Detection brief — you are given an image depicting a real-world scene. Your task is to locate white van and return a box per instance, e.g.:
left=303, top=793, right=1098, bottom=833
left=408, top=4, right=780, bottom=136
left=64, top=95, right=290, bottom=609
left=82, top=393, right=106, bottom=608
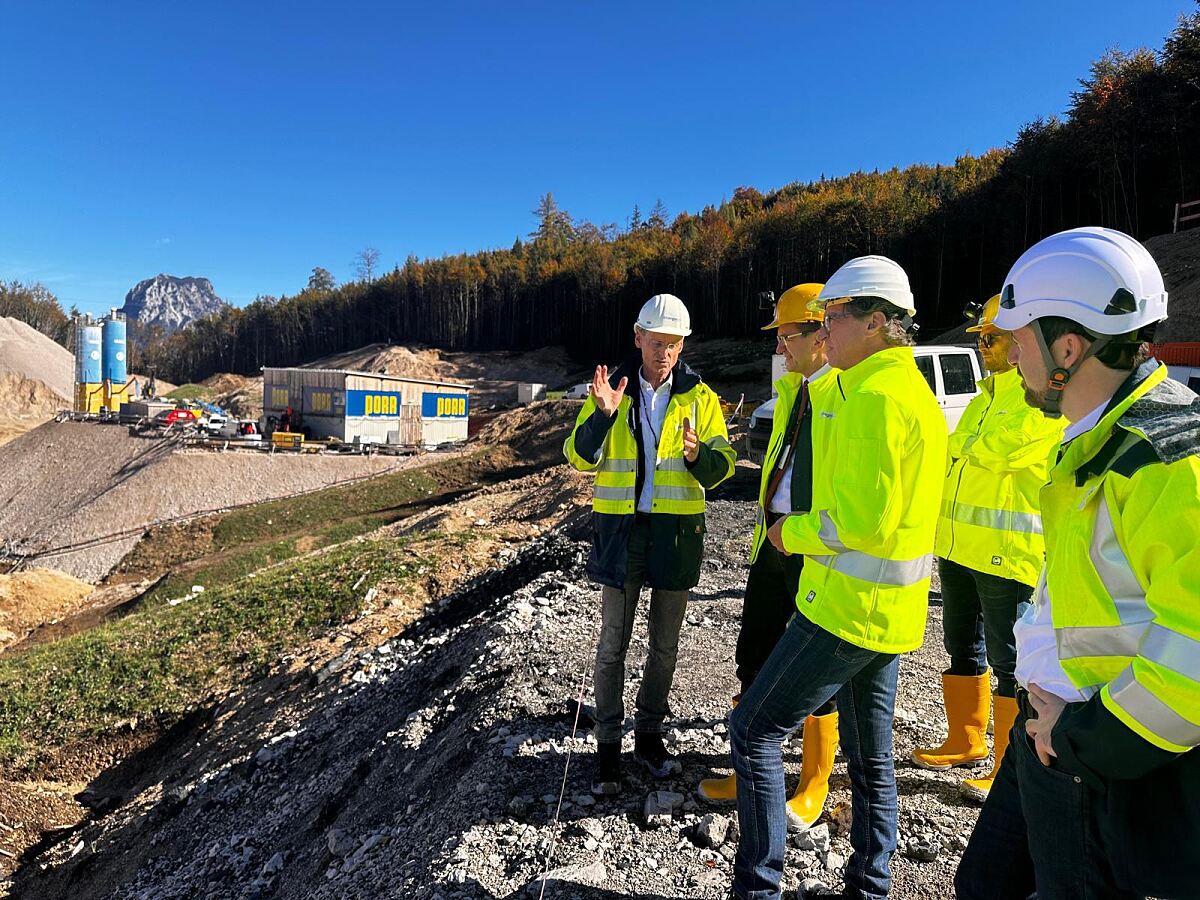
left=745, top=345, right=984, bottom=464
left=563, top=382, right=592, bottom=400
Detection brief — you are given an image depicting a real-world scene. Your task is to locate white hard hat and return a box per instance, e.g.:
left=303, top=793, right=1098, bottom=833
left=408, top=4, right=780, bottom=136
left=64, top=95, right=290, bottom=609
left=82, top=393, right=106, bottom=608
left=992, top=227, right=1167, bottom=336
left=814, top=255, right=915, bottom=315
left=636, top=293, right=692, bottom=337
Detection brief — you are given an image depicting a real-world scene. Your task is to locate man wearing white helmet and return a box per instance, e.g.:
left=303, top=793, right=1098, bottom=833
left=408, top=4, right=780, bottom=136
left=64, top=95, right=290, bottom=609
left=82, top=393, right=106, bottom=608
left=564, top=293, right=736, bottom=796
left=729, top=257, right=947, bottom=900
left=957, top=227, right=1200, bottom=900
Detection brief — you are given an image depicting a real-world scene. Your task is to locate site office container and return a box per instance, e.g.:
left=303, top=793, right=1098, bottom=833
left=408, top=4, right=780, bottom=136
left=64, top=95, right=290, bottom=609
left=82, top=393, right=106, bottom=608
left=261, top=367, right=471, bottom=447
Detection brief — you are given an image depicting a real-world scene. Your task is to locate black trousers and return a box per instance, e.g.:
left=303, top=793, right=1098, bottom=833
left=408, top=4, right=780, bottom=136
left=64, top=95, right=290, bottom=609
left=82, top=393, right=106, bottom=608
left=957, top=708, right=1200, bottom=900
left=735, top=522, right=836, bottom=717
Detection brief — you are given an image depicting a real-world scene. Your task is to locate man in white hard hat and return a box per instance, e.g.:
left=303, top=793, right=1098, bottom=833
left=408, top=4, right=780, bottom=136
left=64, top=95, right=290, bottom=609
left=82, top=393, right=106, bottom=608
left=956, top=227, right=1200, bottom=900
left=564, top=293, right=736, bottom=796
left=729, top=257, right=947, bottom=900
left=698, top=283, right=841, bottom=834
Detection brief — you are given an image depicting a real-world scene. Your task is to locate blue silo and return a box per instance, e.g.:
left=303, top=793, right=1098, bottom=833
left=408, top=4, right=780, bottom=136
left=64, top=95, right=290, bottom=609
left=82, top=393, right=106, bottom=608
left=102, top=312, right=127, bottom=384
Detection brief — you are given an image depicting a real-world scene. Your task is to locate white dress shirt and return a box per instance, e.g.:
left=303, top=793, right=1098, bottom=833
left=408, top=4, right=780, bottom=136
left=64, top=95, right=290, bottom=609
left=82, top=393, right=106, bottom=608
left=769, top=364, right=830, bottom=514
left=1013, top=396, right=1111, bottom=702
left=637, top=369, right=673, bottom=514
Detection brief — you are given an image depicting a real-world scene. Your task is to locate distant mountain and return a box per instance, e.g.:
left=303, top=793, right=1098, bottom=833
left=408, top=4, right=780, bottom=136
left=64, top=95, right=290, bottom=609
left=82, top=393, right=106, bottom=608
left=120, top=275, right=226, bottom=333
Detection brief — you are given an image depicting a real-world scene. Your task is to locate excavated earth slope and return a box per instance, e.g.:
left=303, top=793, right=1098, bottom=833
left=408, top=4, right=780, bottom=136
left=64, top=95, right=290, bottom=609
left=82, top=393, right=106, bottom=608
left=8, top=467, right=983, bottom=900
left=0, top=421, right=423, bottom=582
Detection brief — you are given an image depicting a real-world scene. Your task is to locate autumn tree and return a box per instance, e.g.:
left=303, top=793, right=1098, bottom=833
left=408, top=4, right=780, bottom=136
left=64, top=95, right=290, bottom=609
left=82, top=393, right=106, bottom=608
left=354, top=247, right=381, bottom=284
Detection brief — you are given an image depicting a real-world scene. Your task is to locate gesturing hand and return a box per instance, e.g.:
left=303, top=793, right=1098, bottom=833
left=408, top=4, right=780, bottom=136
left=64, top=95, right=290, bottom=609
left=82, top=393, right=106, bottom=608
left=682, top=417, right=699, bottom=463
left=591, top=365, right=628, bottom=417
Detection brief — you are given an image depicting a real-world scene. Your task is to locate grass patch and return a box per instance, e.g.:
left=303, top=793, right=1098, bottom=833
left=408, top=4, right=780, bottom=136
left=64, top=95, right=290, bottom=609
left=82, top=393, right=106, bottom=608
left=0, top=534, right=435, bottom=768
left=131, top=452, right=493, bottom=604
left=164, top=383, right=216, bottom=401
left=209, top=466, right=445, bottom=549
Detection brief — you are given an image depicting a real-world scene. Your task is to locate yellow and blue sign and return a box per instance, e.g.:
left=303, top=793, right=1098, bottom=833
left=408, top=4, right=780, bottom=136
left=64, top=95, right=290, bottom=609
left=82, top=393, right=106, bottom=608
left=422, top=392, right=469, bottom=418
left=347, top=390, right=404, bottom=417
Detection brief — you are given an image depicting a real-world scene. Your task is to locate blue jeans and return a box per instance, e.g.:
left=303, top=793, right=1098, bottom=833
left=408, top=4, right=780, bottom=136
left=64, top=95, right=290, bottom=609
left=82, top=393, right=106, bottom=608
left=938, top=557, right=1032, bottom=698
left=729, top=612, right=899, bottom=900
left=955, top=712, right=1133, bottom=900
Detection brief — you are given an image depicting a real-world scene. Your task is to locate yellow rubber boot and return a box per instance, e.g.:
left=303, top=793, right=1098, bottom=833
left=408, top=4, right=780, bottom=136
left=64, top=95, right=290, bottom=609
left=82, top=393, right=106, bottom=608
left=961, top=694, right=1018, bottom=802
left=698, top=771, right=737, bottom=802
left=910, top=673, right=991, bottom=770
left=698, top=695, right=740, bottom=803
left=786, top=711, right=839, bottom=832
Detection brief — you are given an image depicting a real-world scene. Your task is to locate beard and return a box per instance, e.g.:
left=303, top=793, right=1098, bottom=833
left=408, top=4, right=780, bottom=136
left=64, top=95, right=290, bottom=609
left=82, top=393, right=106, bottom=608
left=1020, top=375, right=1048, bottom=411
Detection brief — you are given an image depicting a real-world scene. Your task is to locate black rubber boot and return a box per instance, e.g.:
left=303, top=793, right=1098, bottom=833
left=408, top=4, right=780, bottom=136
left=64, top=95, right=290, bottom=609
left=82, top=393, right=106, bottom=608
left=591, top=741, right=622, bottom=796
left=634, top=730, right=682, bottom=778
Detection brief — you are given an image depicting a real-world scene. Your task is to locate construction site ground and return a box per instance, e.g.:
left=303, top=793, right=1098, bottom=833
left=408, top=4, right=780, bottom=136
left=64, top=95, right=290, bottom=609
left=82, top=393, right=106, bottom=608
left=0, top=396, right=995, bottom=900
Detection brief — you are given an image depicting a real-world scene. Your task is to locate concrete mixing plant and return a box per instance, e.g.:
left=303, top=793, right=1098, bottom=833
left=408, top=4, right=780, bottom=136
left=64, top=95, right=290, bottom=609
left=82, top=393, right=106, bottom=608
left=73, top=310, right=130, bottom=415
left=73, top=316, right=103, bottom=413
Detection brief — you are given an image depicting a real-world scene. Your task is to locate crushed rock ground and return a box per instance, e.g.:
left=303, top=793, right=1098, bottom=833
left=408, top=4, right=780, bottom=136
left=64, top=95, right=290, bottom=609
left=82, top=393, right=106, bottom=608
left=7, top=464, right=987, bottom=900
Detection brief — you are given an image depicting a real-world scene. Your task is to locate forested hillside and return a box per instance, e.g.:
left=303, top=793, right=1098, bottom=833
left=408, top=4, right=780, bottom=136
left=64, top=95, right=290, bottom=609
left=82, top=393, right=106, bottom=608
left=71, top=11, right=1200, bottom=380
left=0, top=282, right=71, bottom=347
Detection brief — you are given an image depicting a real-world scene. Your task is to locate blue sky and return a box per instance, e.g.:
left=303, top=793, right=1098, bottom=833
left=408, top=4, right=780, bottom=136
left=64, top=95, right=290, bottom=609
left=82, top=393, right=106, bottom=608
left=0, top=0, right=1190, bottom=316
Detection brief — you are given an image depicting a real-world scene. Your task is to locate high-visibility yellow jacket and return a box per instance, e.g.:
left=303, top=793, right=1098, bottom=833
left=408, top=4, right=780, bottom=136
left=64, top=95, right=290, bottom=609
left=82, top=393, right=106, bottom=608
left=936, top=367, right=1065, bottom=586
left=780, top=346, right=947, bottom=653
left=750, top=365, right=840, bottom=564
left=563, top=356, right=735, bottom=590
left=1042, top=361, right=1200, bottom=770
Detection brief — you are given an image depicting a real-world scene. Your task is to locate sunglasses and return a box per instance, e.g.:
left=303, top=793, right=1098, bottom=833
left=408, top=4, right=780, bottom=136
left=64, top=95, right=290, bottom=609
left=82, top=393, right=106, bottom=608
left=979, top=332, right=1001, bottom=349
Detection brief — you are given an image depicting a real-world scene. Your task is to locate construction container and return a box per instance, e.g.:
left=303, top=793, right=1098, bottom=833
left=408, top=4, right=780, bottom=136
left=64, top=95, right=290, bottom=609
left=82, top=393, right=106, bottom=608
left=518, top=383, right=546, bottom=404
left=74, top=317, right=104, bottom=414
left=101, top=310, right=129, bottom=413
left=262, top=367, right=471, bottom=447
left=124, top=399, right=177, bottom=420
left=271, top=431, right=303, bottom=450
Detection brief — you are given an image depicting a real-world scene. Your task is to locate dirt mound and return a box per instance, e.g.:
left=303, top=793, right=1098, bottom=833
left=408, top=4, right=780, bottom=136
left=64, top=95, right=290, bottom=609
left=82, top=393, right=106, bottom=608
left=0, top=372, right=64, bottom=447
left=0, top=317, right=73, bottom=400
left=201, top=373, right=263, bottom=418
left=215, top=382, right=263, bottom=419
left=388, top=463, right=591, bottom=539
left=201, top=373, right=256, bottom=395
left=1145, top=230, right=1200, bottom=343
left=0, top=568, right=93, bottom=649
left=308, top=342, right=589, bottom=408
left=356, top=345, right=455, bottom=383
left=0, top=372, right=64, bottom=417
left=473, top=399, right=578, bottom=465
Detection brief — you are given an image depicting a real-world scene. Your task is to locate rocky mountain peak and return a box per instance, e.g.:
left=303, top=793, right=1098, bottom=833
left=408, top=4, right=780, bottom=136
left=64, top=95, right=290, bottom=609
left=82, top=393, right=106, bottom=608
left=120, top=274, right=226, bottom=333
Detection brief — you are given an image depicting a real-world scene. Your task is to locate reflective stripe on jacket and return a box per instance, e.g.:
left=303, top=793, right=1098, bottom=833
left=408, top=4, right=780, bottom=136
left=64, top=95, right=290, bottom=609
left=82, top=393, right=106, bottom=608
left=1045, top=361, right=1200, bottom=754
left=936, top=367, right=1065, bottom=586
left=749, top=366, right=839, bottom=563
left=563, top=356, right=735, bottom=590
left=780, top=346, right=947, bottom=653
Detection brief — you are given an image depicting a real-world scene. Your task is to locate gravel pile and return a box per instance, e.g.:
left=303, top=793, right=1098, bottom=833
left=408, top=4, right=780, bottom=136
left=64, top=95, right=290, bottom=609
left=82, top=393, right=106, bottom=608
left=0, top=316, right=72, bottom=400
left=0, top=421, right=420, bottom=581
left=11, top=483, right=986, bottom=900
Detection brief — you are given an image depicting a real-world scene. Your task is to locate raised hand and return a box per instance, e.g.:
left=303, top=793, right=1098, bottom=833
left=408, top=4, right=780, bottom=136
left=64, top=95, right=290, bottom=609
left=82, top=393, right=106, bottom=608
left=682, top=417, right=700, bottom=463
left=591, top=365, right=628, bottom=417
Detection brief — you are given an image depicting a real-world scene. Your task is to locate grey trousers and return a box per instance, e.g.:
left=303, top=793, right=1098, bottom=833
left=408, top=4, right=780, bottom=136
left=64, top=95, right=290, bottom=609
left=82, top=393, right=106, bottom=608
left=592, top=518, right=690, bottom=744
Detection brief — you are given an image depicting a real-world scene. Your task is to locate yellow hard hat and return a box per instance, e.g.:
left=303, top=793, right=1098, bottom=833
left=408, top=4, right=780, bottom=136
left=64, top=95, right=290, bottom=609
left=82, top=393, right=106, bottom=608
left=761, top=283, right=825, bottom=330
left=966, top=294, right=1002, bottom=333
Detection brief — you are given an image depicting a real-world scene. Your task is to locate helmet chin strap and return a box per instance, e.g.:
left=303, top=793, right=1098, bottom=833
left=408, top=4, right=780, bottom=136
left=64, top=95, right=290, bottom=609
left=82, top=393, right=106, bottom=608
left=1030, top=320, right=1110, bottom=419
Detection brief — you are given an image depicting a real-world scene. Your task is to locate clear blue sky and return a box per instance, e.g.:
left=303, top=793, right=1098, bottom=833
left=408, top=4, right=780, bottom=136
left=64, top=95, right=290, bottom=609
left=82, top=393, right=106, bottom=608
left=0, top=0, right=1190, bottom=316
